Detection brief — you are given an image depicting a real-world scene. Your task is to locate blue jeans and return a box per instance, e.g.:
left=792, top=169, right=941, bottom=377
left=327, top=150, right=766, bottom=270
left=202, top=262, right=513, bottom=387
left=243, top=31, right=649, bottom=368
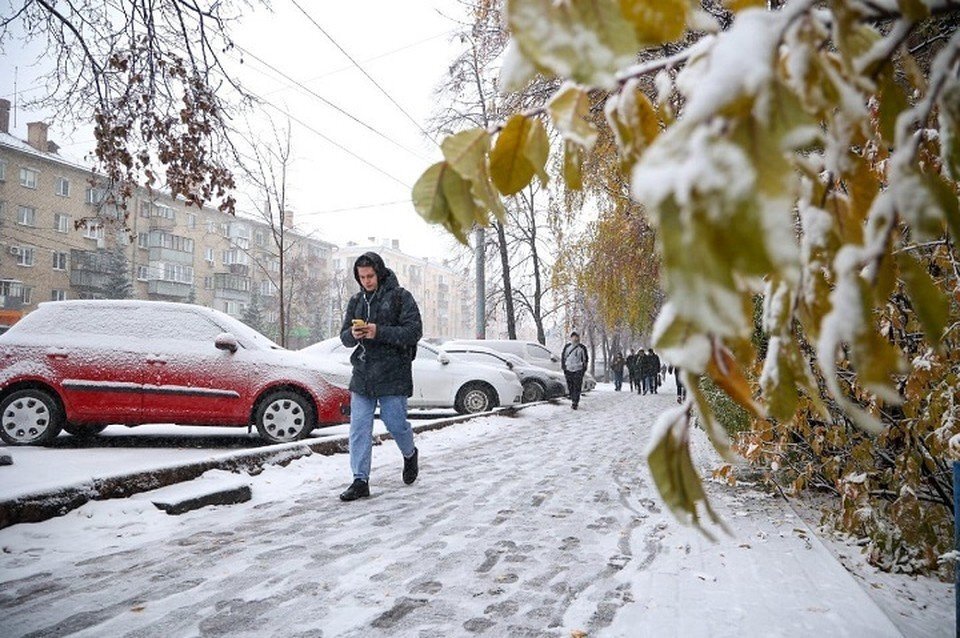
left=349, top=393, right=416, bottom=481
left=613, top=371, right=623, bottom=391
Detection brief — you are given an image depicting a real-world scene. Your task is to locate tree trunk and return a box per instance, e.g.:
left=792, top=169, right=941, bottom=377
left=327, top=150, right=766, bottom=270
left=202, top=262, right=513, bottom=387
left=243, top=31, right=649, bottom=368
left=495, top=221, right=517, bottom=339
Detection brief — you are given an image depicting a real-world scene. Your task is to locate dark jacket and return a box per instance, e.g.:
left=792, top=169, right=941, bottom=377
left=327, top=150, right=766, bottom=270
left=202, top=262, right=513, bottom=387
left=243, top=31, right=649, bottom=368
left=340, top=252, right=422, bottom=398
left=611, top=354, right=625, bottom=374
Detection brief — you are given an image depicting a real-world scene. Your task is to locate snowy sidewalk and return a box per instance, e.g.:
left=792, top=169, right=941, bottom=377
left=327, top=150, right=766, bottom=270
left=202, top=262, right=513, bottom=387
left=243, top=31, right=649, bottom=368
left=0, top=389, right=905, bottom=637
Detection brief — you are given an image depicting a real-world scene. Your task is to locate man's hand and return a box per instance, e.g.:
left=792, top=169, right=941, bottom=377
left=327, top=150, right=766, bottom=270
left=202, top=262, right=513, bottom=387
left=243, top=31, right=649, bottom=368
left=351, top=323, right=377, bottom=340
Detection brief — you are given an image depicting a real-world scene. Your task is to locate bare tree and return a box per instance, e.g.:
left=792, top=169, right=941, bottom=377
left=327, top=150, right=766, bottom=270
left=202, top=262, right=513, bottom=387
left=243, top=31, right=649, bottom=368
left=2, top=1, right=254, bottom=216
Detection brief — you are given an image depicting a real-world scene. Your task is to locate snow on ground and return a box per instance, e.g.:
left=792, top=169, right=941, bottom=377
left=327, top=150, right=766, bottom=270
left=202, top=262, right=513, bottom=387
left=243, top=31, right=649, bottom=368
left=0, top=383, right=952, bottom=637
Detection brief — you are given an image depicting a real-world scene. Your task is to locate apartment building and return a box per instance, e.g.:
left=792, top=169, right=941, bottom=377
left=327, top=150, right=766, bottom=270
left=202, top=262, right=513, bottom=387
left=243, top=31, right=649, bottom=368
left=0, top=101, right=336, bottom=344
left=333, top=238, right=473, bottom=340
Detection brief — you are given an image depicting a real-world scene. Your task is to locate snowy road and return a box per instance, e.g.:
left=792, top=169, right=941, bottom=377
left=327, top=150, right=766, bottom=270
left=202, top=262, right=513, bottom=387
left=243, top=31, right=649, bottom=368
left=0, top=389, right=915, bottom=636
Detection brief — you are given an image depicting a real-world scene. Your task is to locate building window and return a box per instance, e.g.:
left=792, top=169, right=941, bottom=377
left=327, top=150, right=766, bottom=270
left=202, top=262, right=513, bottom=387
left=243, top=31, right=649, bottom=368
left=85, top=187, right=106, bottom=205
left=138, top=232, right=149, bottom=249
left=16, top=246, right=35, bottom=267
left=186, top=212, right=197, bottom=229
left=16, top=206, right=36, bottom=227
left=54, top=213, right=71, bottom=233
left=55, top=177, right=70, bottom=197
left=255, top=230, right=265, bottom=247
left=83, top=224, right=104, bottom=240
left=21, top=286, right=33, bottom=304
left=157, top=262, right=193, bottom=284
left=136, top=265, right=149, bottom=281
left=206, top=220, right=217, bottom=234
left=52, top=252, right=68, bottom=271
left=50, top=289, right=66, bottom=302
left=0, top=159, right=6, bottom=181
left=19, top=167, right=38, bottom=189
left=205, top=247, right=215, bottom=263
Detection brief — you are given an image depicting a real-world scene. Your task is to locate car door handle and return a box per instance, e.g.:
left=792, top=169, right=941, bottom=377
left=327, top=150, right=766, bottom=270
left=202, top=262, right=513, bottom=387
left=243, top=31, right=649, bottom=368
left=45, top=351, right=68, bottom=360
left=146, top=358, right=167, bottom=365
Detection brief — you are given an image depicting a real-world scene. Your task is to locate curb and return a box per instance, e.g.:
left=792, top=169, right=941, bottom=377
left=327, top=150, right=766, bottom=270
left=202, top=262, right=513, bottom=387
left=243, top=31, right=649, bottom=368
left=0, top=404, right=530, bottom=529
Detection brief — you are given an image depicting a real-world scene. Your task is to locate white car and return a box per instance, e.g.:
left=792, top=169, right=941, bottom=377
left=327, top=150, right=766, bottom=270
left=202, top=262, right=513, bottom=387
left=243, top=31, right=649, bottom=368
left=300, top=338, right=524, bottom=414
left=439, top=343, right=568, bottom=402
left=447, top=339, right=598, bottom=393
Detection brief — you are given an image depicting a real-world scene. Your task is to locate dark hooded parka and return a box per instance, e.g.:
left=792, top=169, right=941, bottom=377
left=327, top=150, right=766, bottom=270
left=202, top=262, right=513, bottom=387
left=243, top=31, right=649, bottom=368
left=340, top=252, right=423, bottom=398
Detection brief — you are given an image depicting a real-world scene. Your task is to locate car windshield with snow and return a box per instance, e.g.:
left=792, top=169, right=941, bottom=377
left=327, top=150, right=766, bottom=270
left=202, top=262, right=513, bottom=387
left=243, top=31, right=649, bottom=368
left=0, top=300, right=351, bottom=446
left=300, top=337, right=523, bottom=415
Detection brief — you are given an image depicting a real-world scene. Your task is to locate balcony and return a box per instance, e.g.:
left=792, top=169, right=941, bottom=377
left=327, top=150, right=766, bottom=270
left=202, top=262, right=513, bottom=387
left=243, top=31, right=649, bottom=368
left=148, top=246, right=194, bottom=265
left=148, top=216, right=177, bottom=230
left=148, top=280, right=191, bottom=298
left=69, top=250, right=111, bottom=291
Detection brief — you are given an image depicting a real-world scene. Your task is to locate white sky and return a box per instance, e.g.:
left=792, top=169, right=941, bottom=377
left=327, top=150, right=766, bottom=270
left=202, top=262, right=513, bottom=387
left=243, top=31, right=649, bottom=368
left=0, top=1, right=470, bottom=261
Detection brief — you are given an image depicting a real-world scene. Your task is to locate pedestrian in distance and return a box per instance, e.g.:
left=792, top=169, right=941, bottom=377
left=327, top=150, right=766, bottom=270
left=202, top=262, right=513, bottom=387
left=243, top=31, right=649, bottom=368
left=646, top=348, right=661, bottom=394
left=671, top=365, right=687, bottom=404
left=561, top=331, right=589, bottom=410
left=637, top=349, right=652, bottom=394
left=611, top=351, right=625, bottom=391
left=625, top=348, right=637, bottom=392
left=338, top=251, right=423, bottom=502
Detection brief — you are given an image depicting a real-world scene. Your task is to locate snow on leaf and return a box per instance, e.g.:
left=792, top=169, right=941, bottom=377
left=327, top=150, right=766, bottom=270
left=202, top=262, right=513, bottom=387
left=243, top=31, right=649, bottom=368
left=548, top=83, right=599, bottom=150
left=507, top=0, right=638, bottom=90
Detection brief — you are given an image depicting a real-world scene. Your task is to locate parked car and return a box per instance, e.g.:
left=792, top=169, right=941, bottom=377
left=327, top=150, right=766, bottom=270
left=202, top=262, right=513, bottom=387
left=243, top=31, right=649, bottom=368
left=447, top=339, right=597, bottom=393
left=301, top=338, right=523, bottom=414
left=0, top=300, right=352, bottom=446
left=438, top=343, right=567, bottom=403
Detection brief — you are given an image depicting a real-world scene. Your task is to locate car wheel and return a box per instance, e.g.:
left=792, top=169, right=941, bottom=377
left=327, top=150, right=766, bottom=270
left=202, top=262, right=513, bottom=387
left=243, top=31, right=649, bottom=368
left=0, top=389, right=63, bottom=446
left=522, top=380, right=546, bottom=403
left=254, top=390, right=315, bottom=444
left=455, top=382, right=497, bottom=414
left=63, top=423, right=108, bottom=438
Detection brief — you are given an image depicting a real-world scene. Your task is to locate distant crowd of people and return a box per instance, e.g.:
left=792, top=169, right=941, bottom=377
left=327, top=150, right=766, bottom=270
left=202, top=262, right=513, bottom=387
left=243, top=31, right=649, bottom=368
left=610, top=348, right=686, bottom=404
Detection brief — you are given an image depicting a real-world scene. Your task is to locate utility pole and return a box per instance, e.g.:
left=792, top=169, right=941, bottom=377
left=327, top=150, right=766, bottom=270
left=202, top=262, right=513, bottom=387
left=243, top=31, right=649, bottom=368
left=474, top=226, right=485, bottom=338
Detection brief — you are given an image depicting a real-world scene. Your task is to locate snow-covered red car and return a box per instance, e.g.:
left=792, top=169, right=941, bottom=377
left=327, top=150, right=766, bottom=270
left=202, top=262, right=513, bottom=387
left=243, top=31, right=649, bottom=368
left=0, top=300, right=351, bottom=446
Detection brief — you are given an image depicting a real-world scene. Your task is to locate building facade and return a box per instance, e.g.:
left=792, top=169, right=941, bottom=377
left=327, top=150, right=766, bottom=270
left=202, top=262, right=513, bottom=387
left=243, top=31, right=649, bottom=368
left=333, top=239, right=473, bottom=340
left=0, top=105, right=336, bottom=346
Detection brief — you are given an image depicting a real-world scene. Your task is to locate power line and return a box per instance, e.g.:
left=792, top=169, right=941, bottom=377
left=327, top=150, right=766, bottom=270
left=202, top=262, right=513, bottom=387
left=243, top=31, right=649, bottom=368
left=236, top=44, right=428, bottom=162
left=296, top=200, right=410, bottom=218
left=288, top=0, right=439, bottom=147
left=254, top=92, right=411, bottom=189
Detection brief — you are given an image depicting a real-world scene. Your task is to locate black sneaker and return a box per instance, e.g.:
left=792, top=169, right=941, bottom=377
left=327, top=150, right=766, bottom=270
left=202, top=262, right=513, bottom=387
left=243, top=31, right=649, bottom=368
left=339, top=479, right=370, bottom=501
left=403, top=447, right=419, bottom=485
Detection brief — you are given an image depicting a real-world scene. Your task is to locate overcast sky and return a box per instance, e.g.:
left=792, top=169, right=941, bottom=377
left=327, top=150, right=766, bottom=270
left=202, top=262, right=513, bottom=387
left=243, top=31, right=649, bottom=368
left=0, top=1, right=470, bottom=261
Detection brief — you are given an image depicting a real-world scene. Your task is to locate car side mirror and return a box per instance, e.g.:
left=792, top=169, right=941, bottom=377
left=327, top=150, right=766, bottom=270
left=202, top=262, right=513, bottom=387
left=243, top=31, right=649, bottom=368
left=506, top=361, right=514, bottom=369
left=551, top=355, right=559, bottom=362
left=215, top=333, right=239, bottom=353
left=438, top=353, right=450, bottom=365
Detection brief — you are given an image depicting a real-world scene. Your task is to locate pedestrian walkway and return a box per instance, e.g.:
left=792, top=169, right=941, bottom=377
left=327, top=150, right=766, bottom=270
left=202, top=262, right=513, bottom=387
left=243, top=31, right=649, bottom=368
left=0, top=390, right=902, bottom=637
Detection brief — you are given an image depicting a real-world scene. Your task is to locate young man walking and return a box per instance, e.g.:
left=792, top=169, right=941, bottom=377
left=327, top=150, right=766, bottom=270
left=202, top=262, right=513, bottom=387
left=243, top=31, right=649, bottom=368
left=338, top=251, right=423, bottom=502
left=561, top=331, right=589, bottom=410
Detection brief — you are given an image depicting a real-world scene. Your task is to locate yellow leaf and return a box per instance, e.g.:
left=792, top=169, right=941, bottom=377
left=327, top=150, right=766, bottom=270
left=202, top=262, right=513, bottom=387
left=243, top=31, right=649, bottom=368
left=412, top=162, right=471, bottom=245
left=441, top=128, right=506, bottom=222
left=491, top=115, right=536, bottom=196
left=524, top=116, right=550, bottom=186
left=564, top=140, right=585, bottom=191
left=548, top=84, right=598, bottom=150
left=706, top=343, right=764, bottom=418
left=723, top=0, right=766, bottom=12
left=619, top=0, right=687, bottom=46
left=646, top=406, right=729, bottom=539
left=877, top=67, right=908, bottom=148
left=897, top=253, right=949, bottom=349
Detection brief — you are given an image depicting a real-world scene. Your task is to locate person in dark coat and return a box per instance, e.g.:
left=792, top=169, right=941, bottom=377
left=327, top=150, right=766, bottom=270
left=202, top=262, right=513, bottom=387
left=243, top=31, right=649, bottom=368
left=646, top=348, right=661, bottom=394
left=625, top=348, right=638, bottom=392
left=561, top=331, right=589, bottom=410
left=636, top=350, right=651, bottom=394
left=610, top=351, right=625, bottom=391
left=338, top=251, right=423, bottom=501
